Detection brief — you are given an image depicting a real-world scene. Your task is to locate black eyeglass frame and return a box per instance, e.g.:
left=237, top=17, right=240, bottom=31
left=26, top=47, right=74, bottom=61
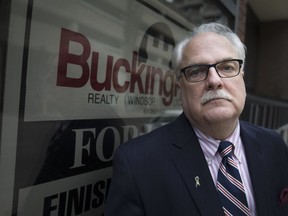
left=180, top=59, right=244, bottom=83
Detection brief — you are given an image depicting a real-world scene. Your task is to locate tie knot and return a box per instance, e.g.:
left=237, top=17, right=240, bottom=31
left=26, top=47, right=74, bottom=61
left=218, top=141, right=234, bottom=158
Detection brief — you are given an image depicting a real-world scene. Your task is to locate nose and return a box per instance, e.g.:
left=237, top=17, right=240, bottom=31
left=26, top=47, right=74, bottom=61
left=205, top=67, right=223, bottom=90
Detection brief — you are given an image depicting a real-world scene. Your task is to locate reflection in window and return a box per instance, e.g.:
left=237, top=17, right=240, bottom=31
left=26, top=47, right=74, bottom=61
left=158, top=0, right=235, bottom=27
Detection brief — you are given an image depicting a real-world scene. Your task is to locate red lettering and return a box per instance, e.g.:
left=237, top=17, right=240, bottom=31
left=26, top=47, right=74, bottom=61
left=130, top=51, right=144, bottom=93
left=113, top=58, right=130, bottom=93
left=90, top=53, right=112, bottom=91
left=150, top=67, right=163, bottom=95
left=162, top=70, right=175, bottom=106
left=144, top=65, right=151, bottom=94
left=57, top=28, right=90, bottom=87
left=56, top=28, right=179, bottom=107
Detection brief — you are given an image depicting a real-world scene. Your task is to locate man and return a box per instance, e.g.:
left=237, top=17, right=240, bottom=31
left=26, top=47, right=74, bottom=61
left=105, top=23, right=288, bottom=215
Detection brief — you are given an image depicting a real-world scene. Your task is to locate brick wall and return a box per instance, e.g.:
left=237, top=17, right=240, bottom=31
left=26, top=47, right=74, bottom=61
left=236, top=0, right=248, bottom=42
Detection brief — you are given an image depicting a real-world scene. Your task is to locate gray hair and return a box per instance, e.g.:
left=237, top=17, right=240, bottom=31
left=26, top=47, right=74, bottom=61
left=172, top=22, right=246, bottom=76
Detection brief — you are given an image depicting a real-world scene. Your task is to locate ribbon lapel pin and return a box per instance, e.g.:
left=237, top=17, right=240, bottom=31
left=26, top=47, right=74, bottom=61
left=195, top=176, right=200, bottom=188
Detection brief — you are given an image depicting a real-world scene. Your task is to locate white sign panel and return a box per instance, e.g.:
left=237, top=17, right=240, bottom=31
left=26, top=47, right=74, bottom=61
left=24, top=0, right=186, bottom=121
left=17, top=168, right=112, bottom=216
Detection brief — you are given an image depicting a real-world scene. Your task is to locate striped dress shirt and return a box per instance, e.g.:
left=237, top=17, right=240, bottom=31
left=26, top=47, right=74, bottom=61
left=194, top=122, right=257, bottom=216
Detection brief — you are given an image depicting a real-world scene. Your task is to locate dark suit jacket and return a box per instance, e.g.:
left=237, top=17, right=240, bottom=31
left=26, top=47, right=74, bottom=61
left=105, top=113, right=288, bottom=215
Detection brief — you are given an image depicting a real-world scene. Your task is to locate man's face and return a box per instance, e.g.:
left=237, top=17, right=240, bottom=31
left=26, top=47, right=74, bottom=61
left=178, top=32, right=246, bottom=128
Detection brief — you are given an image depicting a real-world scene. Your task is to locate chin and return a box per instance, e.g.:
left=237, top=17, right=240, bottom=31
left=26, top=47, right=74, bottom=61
left=204, top=109, right=237, bottom=122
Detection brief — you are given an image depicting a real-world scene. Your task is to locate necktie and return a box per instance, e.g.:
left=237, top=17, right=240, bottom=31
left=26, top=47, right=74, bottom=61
left=217, top=141, right=250, bottom=216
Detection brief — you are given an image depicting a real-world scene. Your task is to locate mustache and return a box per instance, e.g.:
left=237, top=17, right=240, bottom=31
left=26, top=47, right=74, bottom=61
left=200, top=90, right=232, bottom=104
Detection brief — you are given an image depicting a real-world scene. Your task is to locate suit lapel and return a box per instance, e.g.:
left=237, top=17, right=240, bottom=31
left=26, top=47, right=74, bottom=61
left=170, top=116, right=275, bottom=215
left=171, top=114, right=224, bottom=215
left=240, top=123, right=267, bottom=215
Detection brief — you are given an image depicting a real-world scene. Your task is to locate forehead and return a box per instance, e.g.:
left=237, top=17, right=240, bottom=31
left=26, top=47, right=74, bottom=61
left=182, top=32, right=237, bottom=65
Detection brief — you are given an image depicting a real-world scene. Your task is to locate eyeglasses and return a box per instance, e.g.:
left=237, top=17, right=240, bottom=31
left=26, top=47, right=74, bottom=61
left=180, top=59, right=243, bottom=83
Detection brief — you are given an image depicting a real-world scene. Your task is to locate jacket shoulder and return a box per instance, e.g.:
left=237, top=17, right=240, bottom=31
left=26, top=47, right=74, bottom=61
left=240, top=120, right=283, bottom=139
left=118, top=113, right=190, bottom=154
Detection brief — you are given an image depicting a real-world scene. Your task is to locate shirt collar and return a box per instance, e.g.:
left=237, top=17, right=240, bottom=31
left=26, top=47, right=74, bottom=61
left=194, top=122, right=242, bottom=163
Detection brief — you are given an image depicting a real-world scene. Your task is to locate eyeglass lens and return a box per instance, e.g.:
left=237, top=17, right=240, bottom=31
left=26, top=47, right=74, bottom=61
left=182, top=60, right=241, bottom=82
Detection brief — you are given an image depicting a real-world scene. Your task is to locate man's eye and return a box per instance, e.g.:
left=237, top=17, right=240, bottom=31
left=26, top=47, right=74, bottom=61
left=186, top=67, right=205, bottom=77
left=219, top=63, right=236, bottom=72
left=223, top=66, right=234, bottom=71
